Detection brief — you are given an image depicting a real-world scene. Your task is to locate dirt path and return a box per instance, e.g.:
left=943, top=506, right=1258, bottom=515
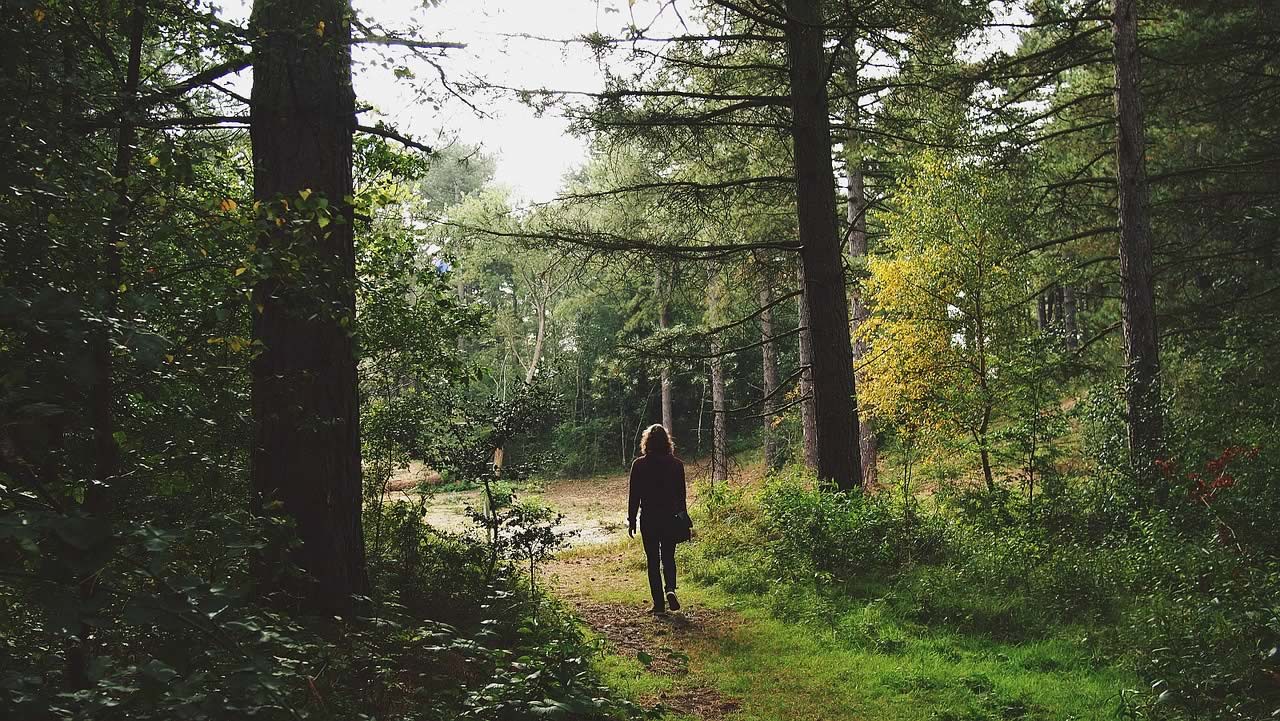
left=547, top=545, right=742, bottom=720
left=412, top=460, right=764, bottom=719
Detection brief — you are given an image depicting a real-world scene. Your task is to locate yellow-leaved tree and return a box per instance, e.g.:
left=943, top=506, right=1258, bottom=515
left=859, top=153, right=1039, bottom=491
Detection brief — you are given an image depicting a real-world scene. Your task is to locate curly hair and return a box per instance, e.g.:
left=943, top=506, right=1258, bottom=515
left=639, top=423, right=674, bottom=456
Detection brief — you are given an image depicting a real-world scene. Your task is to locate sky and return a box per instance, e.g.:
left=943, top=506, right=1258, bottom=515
left=216, top=0, right=1025, bottom=204
left=349, top=0, right=684, bottom=204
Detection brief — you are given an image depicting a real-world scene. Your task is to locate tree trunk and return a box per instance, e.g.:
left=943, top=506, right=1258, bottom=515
left=708, top=275, right=728, bottom=483
left=656, top=267, right=674, bottom=432
left=250, top=0, right=367, bottom=612
left=524, top=298, right=546, bottom=383
left=796, top=271, right=818, bottom=470
left=455, top=272, right=466, bottom=353
left=844, top=57, right=878, bottom=488
left=785, top=0, right=862, bottom=490
left=1063, top=285, right=1078, bottom=349
left=1112, top=0, right=1164, bottom=484
left=72, top=0, right=145, bottom=688
left=759, top=285, right=782, bottom=471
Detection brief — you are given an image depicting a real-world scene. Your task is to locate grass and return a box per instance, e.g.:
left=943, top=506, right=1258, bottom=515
left=564, top=517, right=1139, bottom=721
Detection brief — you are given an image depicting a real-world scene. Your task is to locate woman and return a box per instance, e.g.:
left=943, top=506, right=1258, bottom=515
left=627, top=424, right=688, bottom=614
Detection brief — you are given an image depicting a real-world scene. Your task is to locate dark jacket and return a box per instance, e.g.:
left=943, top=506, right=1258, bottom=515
left=627, top=452, right=687, bottom=535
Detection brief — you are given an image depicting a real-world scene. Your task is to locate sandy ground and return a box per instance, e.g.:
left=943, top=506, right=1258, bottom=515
left=384, top=470, right=632, bottom=546
left=396, top=455, right=747, bottom=549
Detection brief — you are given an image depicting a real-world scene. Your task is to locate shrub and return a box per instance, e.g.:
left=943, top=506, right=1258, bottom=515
left=759, top=468, right=950, bottom=583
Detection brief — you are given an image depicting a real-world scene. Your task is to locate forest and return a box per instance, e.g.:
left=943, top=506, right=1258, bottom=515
left=1, top=0, right=1277, bottom=719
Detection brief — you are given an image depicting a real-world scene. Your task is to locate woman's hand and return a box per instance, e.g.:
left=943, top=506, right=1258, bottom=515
left=628, top=519, right=636, bottom=538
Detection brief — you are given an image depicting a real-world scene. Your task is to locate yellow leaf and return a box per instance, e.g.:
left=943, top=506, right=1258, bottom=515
left=247, top=243, right=256, bottom=253
left=219, top=198, right=238, bottom=212
left=199, top=248, right=208, bottom=257
left=164, top=354, right=175, bottom=363
left=234, top=266, right=247, bottom=276
left=148, top=155, right=160, bottom=167
left=32, top=8, right=45, bottom=22
left=316, top=214, right=330, bottom=228
left=275, top=217, right=285, bottom=227
left=117, top=283, right=127, bottom=293
left=256, top=303, right=265, bottom=314
left=298, top=188, right=312, bottom=201
left=315, top=20, right=325, bottom=36
left=114, top=241, right=127, bottom=249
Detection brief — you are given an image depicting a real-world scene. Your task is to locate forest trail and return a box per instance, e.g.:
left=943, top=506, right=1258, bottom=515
left=399, top=456, right=749, bottom=548
left=547, top=544, right=744, bottom=721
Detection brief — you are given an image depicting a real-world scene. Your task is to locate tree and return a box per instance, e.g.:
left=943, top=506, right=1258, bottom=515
left=842, top=52, right=879, bottom=488
left=1110, top=0, right=1162, bottom=483
left=707, top=268, right=729, bottom=483
left=784, top=0, right=863, bottom=489
left=759, top=282, right=784, bottom=471
left=249, top=0, right=366, bottom=610
left=861, top=153, right=1040, bottom=490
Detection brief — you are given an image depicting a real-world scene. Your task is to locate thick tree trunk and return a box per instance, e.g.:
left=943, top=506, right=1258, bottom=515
left=785, top=0, right=862, bottom=490
left=250, top=0, right=367, bottom=612
left=656, top=267, right=674, bottom=432
left=72, top=0, right=145, bottom=689
left=844, top=59, right=878, bottom=488
left=709, top=276, right=728, bottom=483
left=796, top=272, right=818, bottom=470
left=1112, top=0, right=1163, bottom=483
left=759, top=285, right=782, bottom=471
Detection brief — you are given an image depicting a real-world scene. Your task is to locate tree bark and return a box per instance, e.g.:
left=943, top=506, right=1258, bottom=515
left=709, top=275, right=728, bottom=483
left=759, top=284, right=782, bottom=471
left=844, top=56, right=878, bottom=488
left=796, top=270, right=818, bottom=470
left=1063, top=285, right=1078, bottom=349
left=785, top=0, right=862, bottom=490
left=72, top=0, right=145, bottom=689
left=250, top=0, right=367, bottom=612
left=656, top=266, right=674, bottom=432
left=524, top=298, right=546, bottom=383
left=1112, top=0, right=1164, bottom=483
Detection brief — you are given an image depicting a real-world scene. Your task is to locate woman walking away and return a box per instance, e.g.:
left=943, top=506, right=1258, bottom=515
left=627, top=424, right=690, bottom=614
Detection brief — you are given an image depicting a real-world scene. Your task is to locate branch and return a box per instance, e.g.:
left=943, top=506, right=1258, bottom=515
left=355, top=124, right=434, bottom=154
left=353, top=35, right=466, bottom=50
left=144, top=56, right=251, bottom=107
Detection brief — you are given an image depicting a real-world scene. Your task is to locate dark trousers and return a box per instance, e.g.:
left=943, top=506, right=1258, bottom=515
left=641, top=531, right=677, bottom=607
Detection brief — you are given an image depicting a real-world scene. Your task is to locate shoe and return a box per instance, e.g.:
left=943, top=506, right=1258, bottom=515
left=649, top=605, right=667, bottom=615
left=665, top=591, right=681, bottom=611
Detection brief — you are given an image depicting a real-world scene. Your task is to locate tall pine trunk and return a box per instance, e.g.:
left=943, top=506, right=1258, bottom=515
left=72, top=0, right=145, bottom=688
left=785, top=0, right=862, bottom=490
left=844, top=56, right=878, bottom=488
left=1063, top=285, right=1078, bottom=349
left=796, top=271, right=818, bottom=470
left=759, top=285, right=782, bottom=471
left=1112, top=0, right=1163, bottom=485
left=656, top=267, right=674, bottom=432
left=250, top=0, right=367, bottom=612
left=708, top=274, right=728, bottom=483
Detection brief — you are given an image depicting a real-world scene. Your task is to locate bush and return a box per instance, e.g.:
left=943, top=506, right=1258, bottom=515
left=1126, top=514, right=1280, bottom=720
left=759, top=468, right=950, bottom=583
